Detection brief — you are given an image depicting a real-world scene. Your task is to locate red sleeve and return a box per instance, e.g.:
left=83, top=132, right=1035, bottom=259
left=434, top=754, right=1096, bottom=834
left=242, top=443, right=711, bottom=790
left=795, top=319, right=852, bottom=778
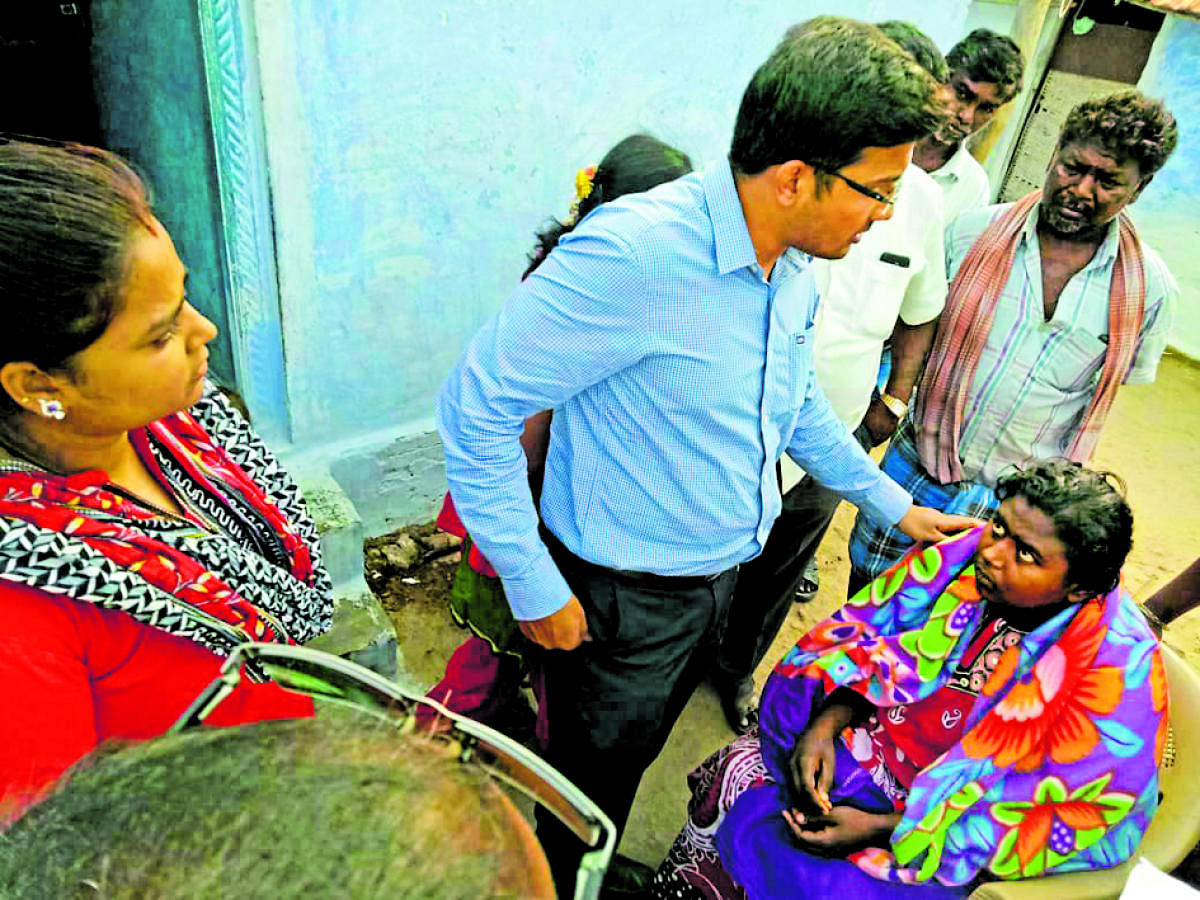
left=0, top=583, right=312, bottom=825
left=0, top=582, right=99, bottom=824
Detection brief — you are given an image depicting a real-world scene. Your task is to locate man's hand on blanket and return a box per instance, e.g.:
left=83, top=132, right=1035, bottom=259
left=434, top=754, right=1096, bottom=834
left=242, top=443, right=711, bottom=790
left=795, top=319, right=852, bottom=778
left=518, top=596, right=591, bottom=651
left=897, top=505, right=984, bottom=543
left=783, top=806, right=902, bottom=856
left=789, top=704, right=857, bottom=816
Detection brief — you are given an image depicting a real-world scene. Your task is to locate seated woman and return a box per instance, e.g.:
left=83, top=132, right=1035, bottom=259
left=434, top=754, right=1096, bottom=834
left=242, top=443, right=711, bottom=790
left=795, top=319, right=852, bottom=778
left=654, top=460, right=1165, bottom=898
left=0, top=141, right=327, bottom=822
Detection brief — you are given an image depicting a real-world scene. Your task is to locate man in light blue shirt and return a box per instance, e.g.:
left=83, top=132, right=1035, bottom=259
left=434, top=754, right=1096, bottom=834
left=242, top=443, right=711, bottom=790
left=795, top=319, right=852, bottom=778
left=437, top=16, right=975, bottom=892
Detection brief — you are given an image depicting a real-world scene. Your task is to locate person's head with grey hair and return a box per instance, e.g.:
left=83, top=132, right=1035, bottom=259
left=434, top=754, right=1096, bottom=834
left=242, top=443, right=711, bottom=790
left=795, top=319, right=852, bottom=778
left=1040, top=91, right=1177, bottom=241
left=0, top=716, right=557, bottom=898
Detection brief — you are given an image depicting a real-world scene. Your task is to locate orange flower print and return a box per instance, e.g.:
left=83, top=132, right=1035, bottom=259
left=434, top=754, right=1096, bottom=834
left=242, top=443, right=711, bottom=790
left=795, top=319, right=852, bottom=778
left=1150, top=649, right=1169, bottom=765
left=962, top=600, right=1124, bottom=771
left=990, top=773, right=1136, bottom=878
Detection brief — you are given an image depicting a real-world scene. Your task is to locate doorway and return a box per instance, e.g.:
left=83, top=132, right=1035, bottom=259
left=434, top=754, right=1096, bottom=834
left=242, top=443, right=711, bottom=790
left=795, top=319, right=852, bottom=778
left=999, top=0, right=1166, bottom=201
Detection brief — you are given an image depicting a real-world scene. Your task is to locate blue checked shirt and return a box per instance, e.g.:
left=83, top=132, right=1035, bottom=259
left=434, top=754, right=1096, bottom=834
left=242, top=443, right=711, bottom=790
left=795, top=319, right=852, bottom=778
left=436, top=161, right=912, bottom=620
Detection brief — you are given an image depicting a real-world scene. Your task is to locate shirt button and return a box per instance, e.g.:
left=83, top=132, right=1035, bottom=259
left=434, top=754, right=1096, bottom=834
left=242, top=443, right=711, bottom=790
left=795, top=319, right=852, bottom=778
left=796, top=335, right=806, bottom=345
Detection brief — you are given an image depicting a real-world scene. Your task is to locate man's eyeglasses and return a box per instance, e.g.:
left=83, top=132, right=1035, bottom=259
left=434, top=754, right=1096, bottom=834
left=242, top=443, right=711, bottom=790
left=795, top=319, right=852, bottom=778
left=172, top=642, right=616, bottom=900
left=815, top=166, right=898, bottom=207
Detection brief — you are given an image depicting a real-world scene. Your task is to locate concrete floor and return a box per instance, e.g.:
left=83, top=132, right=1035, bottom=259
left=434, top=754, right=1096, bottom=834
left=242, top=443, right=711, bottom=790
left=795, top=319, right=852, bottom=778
left=390, top=349, right=1200, bottom=871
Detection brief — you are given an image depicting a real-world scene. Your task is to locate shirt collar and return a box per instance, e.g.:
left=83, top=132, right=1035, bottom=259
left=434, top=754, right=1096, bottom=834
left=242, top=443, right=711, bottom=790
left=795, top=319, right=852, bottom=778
left=703, top=158, right=808, bottom=279
left=936, top=142, right=973, bottom=184
left=1022, top=199, right=1122, bottom=267
left=704, top=159, right=760, bottom=275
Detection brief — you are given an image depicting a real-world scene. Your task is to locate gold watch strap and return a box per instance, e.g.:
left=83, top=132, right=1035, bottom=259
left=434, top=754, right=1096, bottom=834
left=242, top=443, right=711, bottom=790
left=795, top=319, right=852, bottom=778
left=879, top=391, right=908, bottom=418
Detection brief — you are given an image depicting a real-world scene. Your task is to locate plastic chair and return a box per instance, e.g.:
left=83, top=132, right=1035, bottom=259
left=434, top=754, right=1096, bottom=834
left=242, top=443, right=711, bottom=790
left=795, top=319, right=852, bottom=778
left=970, top=641, right=1200, bottom=899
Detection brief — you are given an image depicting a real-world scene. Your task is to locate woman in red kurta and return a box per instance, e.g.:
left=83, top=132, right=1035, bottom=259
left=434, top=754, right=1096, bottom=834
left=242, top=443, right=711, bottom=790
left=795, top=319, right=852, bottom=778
left=0, top=141, right=328, bottom=821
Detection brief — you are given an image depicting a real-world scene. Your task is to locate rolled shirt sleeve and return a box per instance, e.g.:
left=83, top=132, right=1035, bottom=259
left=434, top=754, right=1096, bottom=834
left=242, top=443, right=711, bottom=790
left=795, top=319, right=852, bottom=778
left=898, top=186, right=947, bottom=327
left=1124, top=249, right=1177, bottom=385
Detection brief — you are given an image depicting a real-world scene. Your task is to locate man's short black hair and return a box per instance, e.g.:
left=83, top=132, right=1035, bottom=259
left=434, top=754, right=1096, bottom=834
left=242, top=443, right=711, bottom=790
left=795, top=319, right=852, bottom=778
left=730, top=16, right=943, bottom=176
left=945, top=28, right=1024, bottom=99
left=877, top=20, right=949, bottom=83
left=995, top=459, right=1133, bottom=597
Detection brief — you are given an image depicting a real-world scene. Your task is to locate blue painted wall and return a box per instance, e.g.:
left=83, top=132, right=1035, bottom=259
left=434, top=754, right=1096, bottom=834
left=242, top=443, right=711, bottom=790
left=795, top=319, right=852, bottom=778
left=1137, top=15, right=1200, bottom=358
left=252, top=0, right=976, bottom=452
left=90, top=0, right=235, bottom=385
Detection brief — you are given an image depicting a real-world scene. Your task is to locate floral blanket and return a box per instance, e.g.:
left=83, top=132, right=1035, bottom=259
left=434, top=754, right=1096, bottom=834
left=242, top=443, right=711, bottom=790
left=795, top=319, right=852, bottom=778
left=760, top=526, right=1166, bottom=887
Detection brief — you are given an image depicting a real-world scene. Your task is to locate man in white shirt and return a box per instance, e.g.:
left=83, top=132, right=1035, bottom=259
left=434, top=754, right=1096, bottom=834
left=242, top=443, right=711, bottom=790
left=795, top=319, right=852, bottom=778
left=810, top=165, right=945, bottom=437
left=913, top=29, right=1024, bottom=221
left=713, top=21, right=951, bottom=734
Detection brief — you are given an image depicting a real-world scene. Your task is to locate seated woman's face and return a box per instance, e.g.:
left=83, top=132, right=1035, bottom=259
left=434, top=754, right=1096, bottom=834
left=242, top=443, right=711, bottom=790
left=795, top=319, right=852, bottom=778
left=54, top=219, right=217, bottom=434
left=974, top=497, right=1080, bottom=609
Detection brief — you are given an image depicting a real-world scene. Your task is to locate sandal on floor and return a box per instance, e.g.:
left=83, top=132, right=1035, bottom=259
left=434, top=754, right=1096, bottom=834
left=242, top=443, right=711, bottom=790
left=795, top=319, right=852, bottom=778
left=719, top=677, right=760, bottom=735
left=794, top=558, right=820, bottom=604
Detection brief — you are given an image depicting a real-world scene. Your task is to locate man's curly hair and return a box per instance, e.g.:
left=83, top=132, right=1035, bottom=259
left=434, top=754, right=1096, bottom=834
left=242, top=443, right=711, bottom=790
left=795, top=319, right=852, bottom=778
left=1059, top=91, right=1178, bottom=179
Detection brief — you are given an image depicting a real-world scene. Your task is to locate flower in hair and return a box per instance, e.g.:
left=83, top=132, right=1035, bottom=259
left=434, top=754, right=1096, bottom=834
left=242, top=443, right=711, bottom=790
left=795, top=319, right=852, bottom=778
left=568, top=164, right=597, bottom=224
left=575, top=165, right=597, bottom=202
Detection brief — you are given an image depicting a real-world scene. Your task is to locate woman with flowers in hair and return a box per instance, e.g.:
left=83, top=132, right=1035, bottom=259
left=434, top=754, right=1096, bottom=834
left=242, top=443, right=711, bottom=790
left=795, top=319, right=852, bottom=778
left=653, top=459, right=1165, bottom=898
left=425, top=133, right=693, bottom=740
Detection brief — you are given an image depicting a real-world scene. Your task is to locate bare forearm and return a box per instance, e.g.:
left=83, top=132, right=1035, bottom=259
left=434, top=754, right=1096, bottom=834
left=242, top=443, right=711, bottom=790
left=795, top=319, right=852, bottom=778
left=1144, top=557, right=1200, bottom=627
left=885, top=318, right=938, bottom=403
left=822, top=687, right=876, bottom=729
left=868, top=810, right=904, bottom=842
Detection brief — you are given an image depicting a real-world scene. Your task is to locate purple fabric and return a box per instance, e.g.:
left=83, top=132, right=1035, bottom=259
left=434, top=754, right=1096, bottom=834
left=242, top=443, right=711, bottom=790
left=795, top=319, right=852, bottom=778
left=716, top=781, right=961, bottom=899
left=713, top=675, right=963, bottom=899
left=653, top=528, right=1165, bottom=896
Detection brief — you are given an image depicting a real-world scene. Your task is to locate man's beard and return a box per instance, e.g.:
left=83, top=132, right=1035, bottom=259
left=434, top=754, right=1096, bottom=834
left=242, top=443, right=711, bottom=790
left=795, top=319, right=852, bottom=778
left=1040, top=194, right=1095, bottom=237
left=934, top=123, right=968, bottom=145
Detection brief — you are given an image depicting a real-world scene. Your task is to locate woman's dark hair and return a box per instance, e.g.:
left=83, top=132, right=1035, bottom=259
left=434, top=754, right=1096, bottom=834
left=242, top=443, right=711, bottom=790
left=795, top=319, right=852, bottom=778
left=523, top=133, right=693, bottom=278
left=1058, top=91, right=1178, bottom=180
left=0, top=140, right=154, bottom=414
left=729, top=16, right=943, bottom=177
left=876, top=20, right=949, bottom=84
left=995, top=459, right=1133, bottom=597
left=945, top=29, right=1024, bottom=99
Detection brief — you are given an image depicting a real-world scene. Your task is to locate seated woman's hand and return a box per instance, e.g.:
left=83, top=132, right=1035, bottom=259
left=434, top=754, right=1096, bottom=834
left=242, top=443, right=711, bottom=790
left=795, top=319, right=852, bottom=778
left=782, top=806, right=901, bottom=856
left=788, top=702, right=856, bottom=816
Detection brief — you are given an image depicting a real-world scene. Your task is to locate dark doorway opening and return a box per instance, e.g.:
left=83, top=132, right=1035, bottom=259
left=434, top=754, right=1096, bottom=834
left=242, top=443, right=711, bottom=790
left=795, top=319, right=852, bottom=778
left=0, top=3, right=101, bottom=143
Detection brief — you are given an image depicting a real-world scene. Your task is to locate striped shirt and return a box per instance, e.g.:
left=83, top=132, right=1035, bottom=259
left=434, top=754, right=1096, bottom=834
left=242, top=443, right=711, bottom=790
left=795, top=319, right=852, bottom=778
left=436, top=161, right=911, bottom=620
left=945, top=201, right=1176, bottom=487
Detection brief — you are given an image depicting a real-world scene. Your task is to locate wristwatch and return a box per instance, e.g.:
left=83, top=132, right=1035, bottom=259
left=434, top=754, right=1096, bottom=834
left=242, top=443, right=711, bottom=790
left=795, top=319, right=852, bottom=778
left=878, top=391, right=908, bottom=418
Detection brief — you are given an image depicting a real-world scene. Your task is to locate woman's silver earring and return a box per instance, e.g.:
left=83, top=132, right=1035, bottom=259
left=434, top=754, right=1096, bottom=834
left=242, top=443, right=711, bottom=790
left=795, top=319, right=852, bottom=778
left=37, top=398, right=66, bottom=421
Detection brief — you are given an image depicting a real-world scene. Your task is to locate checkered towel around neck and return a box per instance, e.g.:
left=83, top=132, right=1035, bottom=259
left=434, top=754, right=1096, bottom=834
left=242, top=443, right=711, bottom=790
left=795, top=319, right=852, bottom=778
left=913, top=190, right=1146, bottom=485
